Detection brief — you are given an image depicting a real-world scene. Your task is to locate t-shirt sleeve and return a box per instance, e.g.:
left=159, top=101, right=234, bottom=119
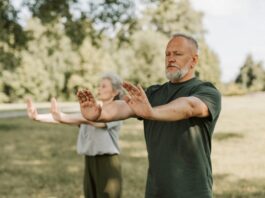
left=106, top=120, right=122, bottom=130
left=191, top=83, right=222, bottom=121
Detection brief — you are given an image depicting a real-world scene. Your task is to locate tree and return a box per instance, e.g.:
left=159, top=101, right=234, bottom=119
left=113, top=30, right=167, bottom=88
left=0, top=0, right=224, bottom=102
left=196, top=39, right=221, bottom=86
left=0, top=0, right=31, bottom=49
left=235, top=54, right=265, bottom=92
left=143, top=0, right=204, bottom=38
left=1, top=19, right=77, bottom=102
left=0, top=0, right=32, bottom=80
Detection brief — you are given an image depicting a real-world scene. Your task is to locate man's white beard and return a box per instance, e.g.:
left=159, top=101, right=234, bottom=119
left=166, top=63, right=190, bottom=82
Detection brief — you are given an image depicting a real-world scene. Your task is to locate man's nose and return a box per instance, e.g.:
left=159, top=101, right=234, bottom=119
left=167, top=55, right=175, bottom=63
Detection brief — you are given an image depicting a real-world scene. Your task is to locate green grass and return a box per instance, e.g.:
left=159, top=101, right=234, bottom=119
left=1, top=94, right=265, bottom=197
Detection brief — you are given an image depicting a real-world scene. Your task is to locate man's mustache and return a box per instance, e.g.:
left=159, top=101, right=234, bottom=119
left=167, top=64, right=180, bottom=68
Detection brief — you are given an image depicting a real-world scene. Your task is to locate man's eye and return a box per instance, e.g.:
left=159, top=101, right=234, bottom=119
left=174, top=53, right=182, bottom=56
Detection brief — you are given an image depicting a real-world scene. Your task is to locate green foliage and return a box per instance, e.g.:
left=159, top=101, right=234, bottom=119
left=0, top=0, right=225, bottom=102
left=235, top=54, right=265, bottom=92
left=113, top=30, right=168, bottom=88
left=0, top=0, right=32, bottom=74
left=196, top=39, right=221, bottom=86
left=0, top=78, right=8, bottom=102
left=26, top=0, right=138, bottom=46
left=2, top=62, right=50, bottom=102
left=87, top=0, right=138, bottom=44
left=144, top=0, right=204, bottom=38
left=66, top=37, right=118, bottom=100
left=0, top=46, right=21, bottom=71
left=28, top=0, right=76, bottom=23
left=0, top=0, right=31, bottom=48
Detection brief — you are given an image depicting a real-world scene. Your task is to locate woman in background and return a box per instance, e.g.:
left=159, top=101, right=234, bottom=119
left=27, top=72, right=124, bottom=198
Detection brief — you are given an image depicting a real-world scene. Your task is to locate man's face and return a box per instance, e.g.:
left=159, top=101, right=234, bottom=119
left=165, top=37, right=196, bottom=82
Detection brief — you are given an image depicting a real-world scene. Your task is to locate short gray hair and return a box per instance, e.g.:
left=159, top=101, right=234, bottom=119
left=171, top=33, right=199, bottom=53
left=100, top=72, right=124, bottom=100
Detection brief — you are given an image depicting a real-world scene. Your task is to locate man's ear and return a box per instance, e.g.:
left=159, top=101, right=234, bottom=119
left=191, top=54, right=198, bottom=69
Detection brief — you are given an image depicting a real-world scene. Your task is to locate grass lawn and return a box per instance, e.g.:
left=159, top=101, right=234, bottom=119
left=0, top=93, right=265, bottom=197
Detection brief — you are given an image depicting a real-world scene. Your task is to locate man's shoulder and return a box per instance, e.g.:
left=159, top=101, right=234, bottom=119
left=192, top=79, right=220, bottom=92
left=145, top=82, right=168, bottom=96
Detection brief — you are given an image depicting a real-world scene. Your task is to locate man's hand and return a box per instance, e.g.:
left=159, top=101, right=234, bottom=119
left=77, top=89, right=102, bottom=121
left=122, top=82, right=154, bottom=119
left=26, top=98, right=38, bottom=120
left=50, top=98, right=62, bottom=122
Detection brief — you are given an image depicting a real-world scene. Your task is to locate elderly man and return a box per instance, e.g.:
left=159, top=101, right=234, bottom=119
left=77, top=33, right=221, bottom=198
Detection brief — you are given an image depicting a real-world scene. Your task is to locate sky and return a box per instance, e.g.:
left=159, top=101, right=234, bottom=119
left=12, top=0, right=265, bottom=83
left=190, top=0, right=265, bottom=82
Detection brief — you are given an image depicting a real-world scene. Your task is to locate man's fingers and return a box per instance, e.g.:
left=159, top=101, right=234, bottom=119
left=123, top=81, right=138, bottom=92
left=83, top=89, right=96, bottom=103
left=123, top=82, right=140, bottom=96
left=77, top=90, right=88, bottom=103
left=77, top=89, right=96, bottom=104
left=137, top=84, right=147, bottom=98
left=123, top=95, right=131, bottom=103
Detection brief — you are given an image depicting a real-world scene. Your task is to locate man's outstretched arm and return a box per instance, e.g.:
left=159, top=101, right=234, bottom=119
left=77, top=89, right=136, bottom=122
left=122, top=82, right=209, bottom=121
left=150, top=96, right=209, bottom=121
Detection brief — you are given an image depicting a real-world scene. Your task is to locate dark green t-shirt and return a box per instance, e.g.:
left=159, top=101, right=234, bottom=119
left=143, top=78, right=221, bottom=198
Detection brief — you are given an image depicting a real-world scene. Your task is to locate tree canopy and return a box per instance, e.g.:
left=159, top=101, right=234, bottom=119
left=0, top=0, right=229, bottom=102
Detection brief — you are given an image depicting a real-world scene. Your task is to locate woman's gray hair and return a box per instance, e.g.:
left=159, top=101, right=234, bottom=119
left=100, top=72, right=124, bottom=100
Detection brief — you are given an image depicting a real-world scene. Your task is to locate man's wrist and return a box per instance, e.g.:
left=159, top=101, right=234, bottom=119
left=144, top=108, right=156, bottom=120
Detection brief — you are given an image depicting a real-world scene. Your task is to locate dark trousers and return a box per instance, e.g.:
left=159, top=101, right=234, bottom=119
left=84, top=154, right=122, bottom=198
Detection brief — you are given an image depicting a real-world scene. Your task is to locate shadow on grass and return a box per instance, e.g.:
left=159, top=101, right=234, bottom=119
left=214, top=173, right=265, bottom=198
left=0, top=161, right=83, bottom=198
left=213, top=132, right=244, bottom=141
left=0, top=117, right=39, bottom=132
left=0, top=123, right=21, bottom=132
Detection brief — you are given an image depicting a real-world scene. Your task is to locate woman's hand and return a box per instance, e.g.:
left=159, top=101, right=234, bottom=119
left=26, top=98, right=38, bottom=120
left=50, top=98, right=63, bottom=122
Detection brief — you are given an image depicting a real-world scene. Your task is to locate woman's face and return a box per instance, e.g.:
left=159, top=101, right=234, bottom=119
left=97, top=78, right=117, bottom=101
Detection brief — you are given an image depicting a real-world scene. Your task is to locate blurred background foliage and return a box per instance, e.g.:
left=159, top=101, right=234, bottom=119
left=0, top=0, right=264, bottom=102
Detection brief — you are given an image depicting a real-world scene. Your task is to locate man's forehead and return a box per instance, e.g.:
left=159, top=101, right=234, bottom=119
left=168, top=36, right=188, bottom=45
left=166, top=37, right=196, bottom=53
left=166, top=38, right=188, bottom=50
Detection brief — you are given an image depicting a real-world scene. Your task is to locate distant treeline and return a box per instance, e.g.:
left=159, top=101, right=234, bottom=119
left=0, top=0, right=264, bottom=102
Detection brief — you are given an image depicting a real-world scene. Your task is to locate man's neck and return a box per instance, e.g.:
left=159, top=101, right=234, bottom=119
left=170, top=74, right=195, bottom=84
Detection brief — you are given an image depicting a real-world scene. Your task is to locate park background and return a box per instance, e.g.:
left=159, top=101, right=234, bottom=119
left=0, top=0, right=265, bottom=197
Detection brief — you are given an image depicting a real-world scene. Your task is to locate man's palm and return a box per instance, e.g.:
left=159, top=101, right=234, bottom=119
left=77, top=89, right=101, bottom=121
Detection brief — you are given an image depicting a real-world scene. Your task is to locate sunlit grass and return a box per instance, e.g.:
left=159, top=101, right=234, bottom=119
left=0, top=93, right=265, bottom=197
